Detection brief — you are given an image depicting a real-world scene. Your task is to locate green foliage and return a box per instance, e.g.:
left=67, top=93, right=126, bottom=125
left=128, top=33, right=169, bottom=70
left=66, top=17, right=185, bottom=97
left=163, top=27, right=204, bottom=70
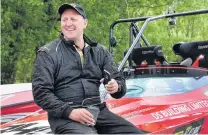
left=1, top=0, right=208, bottom=84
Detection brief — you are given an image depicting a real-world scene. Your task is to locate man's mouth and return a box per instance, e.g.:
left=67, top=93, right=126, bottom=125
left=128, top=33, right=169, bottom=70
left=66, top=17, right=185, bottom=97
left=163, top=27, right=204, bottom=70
left=66, top=28, right=75, bottom=31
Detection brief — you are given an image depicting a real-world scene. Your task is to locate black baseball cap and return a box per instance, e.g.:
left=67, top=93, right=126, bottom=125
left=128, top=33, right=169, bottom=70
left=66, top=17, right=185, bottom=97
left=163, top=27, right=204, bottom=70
left=58, top=3, right=87, bottom=19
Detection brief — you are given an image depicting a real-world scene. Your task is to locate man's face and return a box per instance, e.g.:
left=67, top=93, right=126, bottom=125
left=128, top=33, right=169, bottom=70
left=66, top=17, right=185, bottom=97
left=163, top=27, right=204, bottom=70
left=61, top=8, right=87, bottom=41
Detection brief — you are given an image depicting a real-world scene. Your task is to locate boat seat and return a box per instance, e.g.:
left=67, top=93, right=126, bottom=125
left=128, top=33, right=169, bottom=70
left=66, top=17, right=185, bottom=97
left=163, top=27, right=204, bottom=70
left=124, top=45, right=168, bottom=66
left=173, top=40, right=208, bottom=68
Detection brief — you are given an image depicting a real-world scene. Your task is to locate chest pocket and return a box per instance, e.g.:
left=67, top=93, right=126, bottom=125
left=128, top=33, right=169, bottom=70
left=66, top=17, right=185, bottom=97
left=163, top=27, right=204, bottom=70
left=54, top=50, right=81, bottom=86
left=83, top=53, right=103, bottom=79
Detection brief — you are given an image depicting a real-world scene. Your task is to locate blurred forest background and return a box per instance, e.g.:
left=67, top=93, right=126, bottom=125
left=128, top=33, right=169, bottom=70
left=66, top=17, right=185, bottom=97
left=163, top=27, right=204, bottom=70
left=1, top=0, right=208, bottom=84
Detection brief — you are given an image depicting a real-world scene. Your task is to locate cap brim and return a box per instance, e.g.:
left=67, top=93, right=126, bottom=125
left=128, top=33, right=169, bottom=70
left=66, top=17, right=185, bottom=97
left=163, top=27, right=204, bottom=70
left=58, top=4, right=75, bottom=15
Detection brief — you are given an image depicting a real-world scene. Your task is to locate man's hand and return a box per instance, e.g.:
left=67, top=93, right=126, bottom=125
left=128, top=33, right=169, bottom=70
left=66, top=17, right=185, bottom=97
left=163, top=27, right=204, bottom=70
left=100, top=78, right=119, bottom=94
left=69, top=108, right=95, bottom=126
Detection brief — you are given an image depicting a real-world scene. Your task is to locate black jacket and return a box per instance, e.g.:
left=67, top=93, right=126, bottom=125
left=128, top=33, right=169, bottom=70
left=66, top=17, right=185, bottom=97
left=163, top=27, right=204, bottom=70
left=32, top=35, right=126, bottom=119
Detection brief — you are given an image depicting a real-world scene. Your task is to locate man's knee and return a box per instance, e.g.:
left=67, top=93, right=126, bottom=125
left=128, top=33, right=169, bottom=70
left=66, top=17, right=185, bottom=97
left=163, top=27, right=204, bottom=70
left=50, top=119, right=97, bottom=134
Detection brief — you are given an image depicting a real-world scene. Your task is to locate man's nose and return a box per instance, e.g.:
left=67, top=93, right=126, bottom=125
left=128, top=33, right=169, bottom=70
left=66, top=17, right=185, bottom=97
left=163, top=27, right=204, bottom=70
left=65, top=20, right=73, bottom=26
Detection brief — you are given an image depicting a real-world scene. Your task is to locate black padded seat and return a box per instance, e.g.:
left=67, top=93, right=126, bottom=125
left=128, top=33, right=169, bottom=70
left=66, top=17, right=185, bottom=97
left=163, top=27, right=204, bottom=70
left=125, top=45, right=167, bottom=66
left=173, top=40, right=208, bottom=68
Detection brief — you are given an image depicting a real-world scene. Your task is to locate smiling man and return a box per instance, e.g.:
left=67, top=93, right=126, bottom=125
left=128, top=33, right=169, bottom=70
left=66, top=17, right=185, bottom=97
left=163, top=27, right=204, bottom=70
left=60, top=4, right=87, bottom=50
left=32, top=3, right=144, bottom=134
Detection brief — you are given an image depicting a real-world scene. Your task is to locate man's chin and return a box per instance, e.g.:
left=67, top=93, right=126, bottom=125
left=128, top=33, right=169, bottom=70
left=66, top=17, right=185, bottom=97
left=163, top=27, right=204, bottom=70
left=64, top=36, right=76, bottom=41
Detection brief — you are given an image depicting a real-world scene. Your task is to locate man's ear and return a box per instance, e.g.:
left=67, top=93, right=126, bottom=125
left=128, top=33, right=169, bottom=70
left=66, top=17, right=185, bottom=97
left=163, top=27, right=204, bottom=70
left=84, top=19, right=88, bottom=29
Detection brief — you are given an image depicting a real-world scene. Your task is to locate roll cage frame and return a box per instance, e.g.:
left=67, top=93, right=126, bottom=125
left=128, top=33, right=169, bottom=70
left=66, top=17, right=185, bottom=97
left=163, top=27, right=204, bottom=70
left=109, top=9, right=208, bottom=72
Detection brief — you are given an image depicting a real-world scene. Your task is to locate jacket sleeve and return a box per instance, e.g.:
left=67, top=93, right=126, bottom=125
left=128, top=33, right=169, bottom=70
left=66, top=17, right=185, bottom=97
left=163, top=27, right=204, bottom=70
left=32, top=51, right=73, bottom=119
left=102, top=47, right=126, bottom=99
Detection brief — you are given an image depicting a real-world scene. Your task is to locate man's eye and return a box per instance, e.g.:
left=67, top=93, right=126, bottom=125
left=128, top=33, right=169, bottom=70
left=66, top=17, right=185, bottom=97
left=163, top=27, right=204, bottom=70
left=62, top=19, right=68, bottom=22
left=71, top=18, right=77, bottom=21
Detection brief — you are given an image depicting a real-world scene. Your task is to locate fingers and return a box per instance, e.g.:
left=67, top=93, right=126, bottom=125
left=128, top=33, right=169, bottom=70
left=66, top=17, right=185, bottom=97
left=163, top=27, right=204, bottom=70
left=105, top=79, right=118, bottom=94
left=69, top=109, right=95, bottom=126
left=100, top=78, right=104, bottom=83
left=81, top=110, right=95, bottom=125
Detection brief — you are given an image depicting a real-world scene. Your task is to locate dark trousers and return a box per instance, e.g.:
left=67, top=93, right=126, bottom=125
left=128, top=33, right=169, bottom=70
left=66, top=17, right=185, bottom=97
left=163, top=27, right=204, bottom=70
left=49, top=105, right=146, bottom=134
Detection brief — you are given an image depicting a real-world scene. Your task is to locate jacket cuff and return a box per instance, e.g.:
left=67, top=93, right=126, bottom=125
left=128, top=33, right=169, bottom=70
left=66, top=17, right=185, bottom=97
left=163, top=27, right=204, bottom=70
left=62, top=106, right=74, bottom=119
left=110, top=82, right=125, bottom=99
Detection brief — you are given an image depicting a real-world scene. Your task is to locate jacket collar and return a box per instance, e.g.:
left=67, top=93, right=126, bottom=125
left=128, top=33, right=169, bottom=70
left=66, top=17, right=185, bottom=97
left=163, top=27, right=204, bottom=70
left=60, top=33, right=98, bottom=47
left=83, top=34, right=97, bottom=47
